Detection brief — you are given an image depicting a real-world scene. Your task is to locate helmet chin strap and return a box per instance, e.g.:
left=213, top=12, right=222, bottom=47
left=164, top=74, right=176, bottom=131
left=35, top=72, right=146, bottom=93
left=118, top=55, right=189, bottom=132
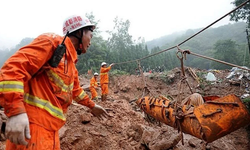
left=72, top=29, right=83, bottom=55
left=77, top=44, right=82, bottom=55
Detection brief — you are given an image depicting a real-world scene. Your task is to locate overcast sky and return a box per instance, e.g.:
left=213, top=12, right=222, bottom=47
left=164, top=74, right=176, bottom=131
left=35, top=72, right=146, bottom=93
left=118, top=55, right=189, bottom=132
left=0, top=0, right=235, bottom=49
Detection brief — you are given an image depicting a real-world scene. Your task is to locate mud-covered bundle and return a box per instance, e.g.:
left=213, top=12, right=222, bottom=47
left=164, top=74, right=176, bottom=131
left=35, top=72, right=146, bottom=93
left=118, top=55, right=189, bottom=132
left=136, top=94, right=250, bottom=143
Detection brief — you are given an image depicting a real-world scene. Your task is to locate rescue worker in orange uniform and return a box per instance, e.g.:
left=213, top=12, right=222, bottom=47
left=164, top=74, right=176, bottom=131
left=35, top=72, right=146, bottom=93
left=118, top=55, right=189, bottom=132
left=100, top=62, right=114, bottom=101
left=0, top=15, right=108, bottom=150
left=89, top=72, right=100, bottom=100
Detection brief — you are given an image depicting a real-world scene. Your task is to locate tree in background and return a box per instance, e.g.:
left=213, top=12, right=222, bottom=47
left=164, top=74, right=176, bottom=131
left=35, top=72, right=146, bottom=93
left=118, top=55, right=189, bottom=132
left=230, top=0, right=250, bottom=28
left=230, top=0, right=250, bottom=142
left=106, top=17, right=148, bottom=74
left=76, top=13, right=109, bottom=74
left=211, top=39, right=245, bottom=69
left=1, top=15, right=248, bottom=74
left=76, top=14, right=149, bottom=75
left=106, top=17, right=133, bottom=70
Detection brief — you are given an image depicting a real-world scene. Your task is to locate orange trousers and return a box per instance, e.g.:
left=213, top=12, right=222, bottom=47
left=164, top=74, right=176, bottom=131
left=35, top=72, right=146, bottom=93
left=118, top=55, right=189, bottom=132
left=6, top=123, right=60, bottom=150
left=101, top=83, right=108, bottom=95
left=90, top=87, right=98, bottom=99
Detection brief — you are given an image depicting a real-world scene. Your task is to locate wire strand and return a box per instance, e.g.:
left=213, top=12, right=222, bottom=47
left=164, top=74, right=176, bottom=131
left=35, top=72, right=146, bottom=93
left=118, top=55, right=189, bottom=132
left=114, top=0, right=250, bottom=66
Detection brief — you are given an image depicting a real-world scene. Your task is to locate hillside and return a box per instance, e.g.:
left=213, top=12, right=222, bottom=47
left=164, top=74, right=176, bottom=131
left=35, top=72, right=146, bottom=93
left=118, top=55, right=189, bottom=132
left=146, top=22, right=247, bottom=50
left=0, top=22, right=247, bottom=69
left=0, top=67, right=249, bottom=149
left=0, top=37, right=33, bottom=68
left=0, top=20, right=249, bottom=148
left=58, top=67, right=250, bottom=149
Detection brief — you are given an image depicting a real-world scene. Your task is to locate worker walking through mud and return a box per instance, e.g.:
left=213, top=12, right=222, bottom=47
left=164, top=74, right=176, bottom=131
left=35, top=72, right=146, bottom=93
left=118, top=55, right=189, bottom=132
left=100, top=62, right=114, bottom=101
left=90, top=72, right=100, bottom=100
left=0, top=15, right=108, bottom=150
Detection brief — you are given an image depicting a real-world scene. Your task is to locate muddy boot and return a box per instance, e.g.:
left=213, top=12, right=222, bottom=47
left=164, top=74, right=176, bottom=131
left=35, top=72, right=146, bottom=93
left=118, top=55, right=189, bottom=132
left=93, top=97, right=98, bottom=101
left=104, top=94, right=107, bottom=101
left=101, top=94, right=107, bottom=101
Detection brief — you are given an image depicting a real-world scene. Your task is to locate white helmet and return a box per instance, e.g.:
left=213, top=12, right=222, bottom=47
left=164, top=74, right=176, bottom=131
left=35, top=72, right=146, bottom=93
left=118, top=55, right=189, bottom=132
left=63, top=15, right=96, bottom=35
left=101, top=62, right=107, bottom=66
left=94, top=72, right=99, bottom=76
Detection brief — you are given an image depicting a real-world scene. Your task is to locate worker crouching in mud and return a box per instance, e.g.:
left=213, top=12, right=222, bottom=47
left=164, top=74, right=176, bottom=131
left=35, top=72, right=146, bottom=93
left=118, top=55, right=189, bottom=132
left=0, top=15, right=108, bottom=150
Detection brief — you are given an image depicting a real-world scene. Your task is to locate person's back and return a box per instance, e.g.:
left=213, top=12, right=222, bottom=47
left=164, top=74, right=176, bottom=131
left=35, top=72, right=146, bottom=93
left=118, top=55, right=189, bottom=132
left=1, top=32, right=79, bottom=129
left=0, top=15, right=109, bottom=150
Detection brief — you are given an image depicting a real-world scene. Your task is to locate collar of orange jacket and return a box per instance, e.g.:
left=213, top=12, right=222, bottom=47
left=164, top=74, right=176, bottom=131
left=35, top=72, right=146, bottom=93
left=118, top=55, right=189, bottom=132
left=65, top=37, right=78, bottom=64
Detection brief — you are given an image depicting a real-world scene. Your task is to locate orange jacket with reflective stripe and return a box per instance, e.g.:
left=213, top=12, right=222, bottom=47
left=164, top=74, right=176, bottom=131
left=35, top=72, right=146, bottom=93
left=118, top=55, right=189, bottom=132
left=100, top=66, right=111, bottom=84
left=0, top=33, right=95, bottom=131
left=89, top=77, right=98, bottom=89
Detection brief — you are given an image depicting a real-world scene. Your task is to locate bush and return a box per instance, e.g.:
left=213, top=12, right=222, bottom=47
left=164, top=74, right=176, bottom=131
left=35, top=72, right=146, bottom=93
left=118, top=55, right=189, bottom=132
left=110, top=69, right=129, bottom=76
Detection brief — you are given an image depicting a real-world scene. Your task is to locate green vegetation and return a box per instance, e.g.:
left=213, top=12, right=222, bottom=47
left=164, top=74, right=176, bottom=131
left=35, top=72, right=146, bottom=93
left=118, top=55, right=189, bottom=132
left=230, top=0, right=250, bottom=28
left=110, top=69, right=129, bottom=76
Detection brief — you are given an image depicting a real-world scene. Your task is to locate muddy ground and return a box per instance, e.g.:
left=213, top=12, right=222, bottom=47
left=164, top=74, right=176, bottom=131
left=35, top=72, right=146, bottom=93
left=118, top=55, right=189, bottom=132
left=0, top=67, right=250, bottom=150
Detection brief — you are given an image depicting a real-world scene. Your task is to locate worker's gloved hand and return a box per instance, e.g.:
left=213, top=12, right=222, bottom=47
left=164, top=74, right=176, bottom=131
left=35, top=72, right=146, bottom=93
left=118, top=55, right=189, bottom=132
left=91, top=104, right=109, bottom=120
left=5, top=113, right=31, bottom=145
left=110, top=63, right=114, bottom=67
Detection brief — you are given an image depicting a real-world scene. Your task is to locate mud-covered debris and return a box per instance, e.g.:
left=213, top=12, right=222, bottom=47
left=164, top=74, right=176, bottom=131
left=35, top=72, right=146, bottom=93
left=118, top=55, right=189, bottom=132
left=81, top=113, right=91, bottom=124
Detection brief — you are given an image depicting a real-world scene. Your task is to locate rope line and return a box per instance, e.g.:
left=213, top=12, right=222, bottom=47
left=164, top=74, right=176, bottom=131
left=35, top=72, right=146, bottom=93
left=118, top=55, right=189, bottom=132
left=179, top=49, right=250, bottom=72
left=178, top=0, right=250, bottom=46
left=114, top=0, right=250, bottom=67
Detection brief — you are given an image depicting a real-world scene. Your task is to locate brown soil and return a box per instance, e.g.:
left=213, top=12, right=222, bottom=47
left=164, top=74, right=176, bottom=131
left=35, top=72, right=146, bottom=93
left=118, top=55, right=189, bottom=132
left=0, top=67, right=250, bottom=150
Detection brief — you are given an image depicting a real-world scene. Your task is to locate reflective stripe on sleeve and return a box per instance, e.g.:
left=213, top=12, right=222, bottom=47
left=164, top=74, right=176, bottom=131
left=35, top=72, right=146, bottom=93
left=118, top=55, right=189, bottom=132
left=24, top=93, right=66, bottom=121
left=100, top=73, right=108, bottom=75
left=0, top=81, right=24, bottom=93
left=74, top=90, right=87, bottom=102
